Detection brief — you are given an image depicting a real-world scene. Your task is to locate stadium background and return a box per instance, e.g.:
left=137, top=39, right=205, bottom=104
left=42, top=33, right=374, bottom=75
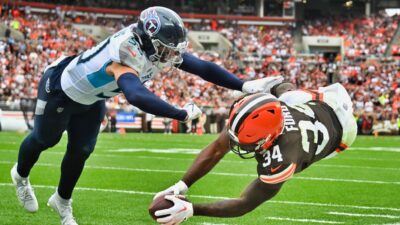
left=0, top=0, right=399, bottom=225
left=0, top=0, right=399, bottom=135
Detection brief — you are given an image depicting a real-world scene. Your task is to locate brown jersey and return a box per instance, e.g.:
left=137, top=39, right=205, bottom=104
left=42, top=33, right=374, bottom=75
left=255, top=101, right=343, bottom=184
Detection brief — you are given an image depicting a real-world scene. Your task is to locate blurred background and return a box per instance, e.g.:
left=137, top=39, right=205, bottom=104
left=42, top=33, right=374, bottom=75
left=0, top=0, right=399, bottom=136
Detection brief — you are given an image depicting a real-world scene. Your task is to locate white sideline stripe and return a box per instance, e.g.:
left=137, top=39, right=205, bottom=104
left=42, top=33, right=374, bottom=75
left=372, top=223, right=400, bottom=225
left=2, top=149, right=400, bottom=163
left=338, top=156, right=400, bottom=162
left=0, top=160, right=399, bottom=185
left=265, top=216, right=344, bottom=224
left=350, top=147, right=400, bottom=152
left=316, top=164, right=400, bottom=171
left=198, top=223, right=230, bottom=225
left=293, top=176, right=400, bottom=185
left=327, top=212, right=400, bottom=219
left=108, top=148, right=202, bottom=154
left=2, top=150, right=400, bottom=171
left=108, top=147, right=400, bottom=153
left=1, top=182, right=399, bottom=212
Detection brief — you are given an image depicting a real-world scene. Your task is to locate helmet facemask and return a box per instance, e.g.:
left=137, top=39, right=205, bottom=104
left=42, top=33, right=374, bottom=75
left=149, top=38, right=188, bottom=70
left=227, top=93, right=284, bottom=159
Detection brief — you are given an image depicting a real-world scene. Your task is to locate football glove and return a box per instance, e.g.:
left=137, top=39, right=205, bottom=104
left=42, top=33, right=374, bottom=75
left=153, top=180, right=188, bottom=200
left=183, top=102, right=202, bottom=122
left=155, top=195, right=193, bottom=225
left=242, top=76, right=284, bottom=94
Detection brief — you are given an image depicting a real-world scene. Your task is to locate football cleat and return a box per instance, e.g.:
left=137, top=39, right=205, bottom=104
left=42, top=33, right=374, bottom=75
left=47, top=192, right=78, bottom=225
left=10, top=163, right=39, bottom=213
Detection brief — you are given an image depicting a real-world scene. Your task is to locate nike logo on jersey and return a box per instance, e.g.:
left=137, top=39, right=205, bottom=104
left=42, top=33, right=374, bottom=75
left=271, top=164, right=282, bottom=173
left=178, top=206, right=187, bottom=213
left=127, top=48, right=136, bottom=58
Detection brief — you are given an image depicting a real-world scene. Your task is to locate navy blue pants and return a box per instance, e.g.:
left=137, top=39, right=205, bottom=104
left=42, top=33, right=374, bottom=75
left=17, top=56, right=106, bottom=199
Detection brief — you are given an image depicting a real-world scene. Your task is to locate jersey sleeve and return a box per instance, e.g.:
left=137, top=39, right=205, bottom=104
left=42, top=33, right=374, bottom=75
left=109, top=28, right=146, bottom=75
left=259, top=162, right=297, bottom=184
left=256, top=136, right=300, bottom=184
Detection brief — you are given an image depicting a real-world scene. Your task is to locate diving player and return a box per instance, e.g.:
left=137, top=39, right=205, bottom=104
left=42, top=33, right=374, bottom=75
left=153, top=82, right=358, bottom=224
left=10, top=6, right=283, bottom=225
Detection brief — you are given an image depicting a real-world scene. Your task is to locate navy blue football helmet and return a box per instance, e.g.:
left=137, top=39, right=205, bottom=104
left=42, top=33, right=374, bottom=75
left=133, top=6, right=188, bottom=67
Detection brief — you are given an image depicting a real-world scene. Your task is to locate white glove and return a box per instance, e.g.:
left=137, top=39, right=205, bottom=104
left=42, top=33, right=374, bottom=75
left=153, top=180, right=188, bottom=200
left=155, top=195, right=193, bottom=225
left=182, top=102, right=202, bottom=122
left=242, top=76, right=284, bottom=94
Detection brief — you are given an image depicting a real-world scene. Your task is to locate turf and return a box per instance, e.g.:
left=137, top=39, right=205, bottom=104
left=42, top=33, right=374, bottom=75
left=0, top=132, right=399, bottom=225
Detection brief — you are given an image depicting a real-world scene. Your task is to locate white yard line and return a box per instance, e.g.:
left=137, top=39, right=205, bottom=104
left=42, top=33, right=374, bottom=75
left=327, top=212, right=400, bottom=219
left=264, top=217, right=344, bottom=224
left=1, top=183, right=399, bottom=212
left=1, top=150, right=399, bottom=171
left=198, top=223, right=231, bottom=225
left=349, top=147, right=400, bottom=152
left=0, top=160, right=399, bottom=185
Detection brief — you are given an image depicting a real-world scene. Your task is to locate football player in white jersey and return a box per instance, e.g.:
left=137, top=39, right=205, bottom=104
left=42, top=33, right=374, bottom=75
left=153, top=82, right=357, bottom=224
left=10, top=6, right=282, bottom=225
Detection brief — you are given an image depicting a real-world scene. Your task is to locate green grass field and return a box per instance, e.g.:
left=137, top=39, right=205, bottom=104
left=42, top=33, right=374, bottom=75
left=0, top=132, right=399, bottom=225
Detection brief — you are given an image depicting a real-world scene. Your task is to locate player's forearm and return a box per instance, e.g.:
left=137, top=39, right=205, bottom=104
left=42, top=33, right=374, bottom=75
left=193, top=179, right=282, bottom=217
left=117, top=73, right=187, bottom=121
left=182, top=131, right=230, bottom=187
left=179, top=53, right=243, bottom=91
left=270, top=82, right=296, bottom=97
left=193, top=198, right=256, bottom=217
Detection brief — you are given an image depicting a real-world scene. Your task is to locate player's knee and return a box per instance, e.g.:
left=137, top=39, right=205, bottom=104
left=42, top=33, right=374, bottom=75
left=67, top=142, right=95, bottom=160
left=31, top=132, right=61, bottom=149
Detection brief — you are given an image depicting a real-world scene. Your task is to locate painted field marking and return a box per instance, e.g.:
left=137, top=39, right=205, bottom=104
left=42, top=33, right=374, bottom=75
left=349, top=147, right=400, bottom=152
left=0, top=160, right=399, bottom=185
left=1, top=150, right=399, bottom=171
left=106, top=147, right=400, bottom=154
left=327, top=212, right=400, bottom=219
left=1, top=183, right=399, bottom=212
left=264, top=216, right=344, bottom=224
left=198, top=223, right=231, bottom=225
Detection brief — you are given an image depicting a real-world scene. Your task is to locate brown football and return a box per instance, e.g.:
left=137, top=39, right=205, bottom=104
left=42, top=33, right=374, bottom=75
left=148, top=195, right=174, bottom=220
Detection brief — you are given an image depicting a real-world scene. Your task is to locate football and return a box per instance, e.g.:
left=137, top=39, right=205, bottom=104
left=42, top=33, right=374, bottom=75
left=148, top=195, right=174, bottom=220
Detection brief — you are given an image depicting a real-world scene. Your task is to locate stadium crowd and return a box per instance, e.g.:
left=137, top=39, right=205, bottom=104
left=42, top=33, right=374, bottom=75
left=0, top=6, right=399, bottom=135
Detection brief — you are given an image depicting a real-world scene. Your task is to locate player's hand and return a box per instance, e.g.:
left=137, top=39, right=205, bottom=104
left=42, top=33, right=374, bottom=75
left=242, top=76, right=284, bottom=94
left=183, top=102, right=202, bottom=122
left=155, top=195, right=193, bottom=225
left=153, top=180, right=188, bottom=200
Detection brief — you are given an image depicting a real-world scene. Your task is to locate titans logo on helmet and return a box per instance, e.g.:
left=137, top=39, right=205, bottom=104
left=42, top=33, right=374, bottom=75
left=142, top=9, right=161, bottom=37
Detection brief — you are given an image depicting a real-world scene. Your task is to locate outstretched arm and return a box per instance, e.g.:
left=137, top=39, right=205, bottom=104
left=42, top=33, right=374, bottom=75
left=109, top=62, right=201, bottom=121
left=155, top=178, right=283, bottom=224
left=194, top=179, right=283, bottom=217
left=182, top=129, right=231, bottom=187
left=179, top=53, right=244, bottom=91
left=153, top=130, right=231, bottom=199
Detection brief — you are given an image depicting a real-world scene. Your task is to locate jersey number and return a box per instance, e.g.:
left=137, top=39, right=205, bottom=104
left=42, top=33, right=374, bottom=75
left=298, top=120, right=329, bottom=155
left=262, top=145, right=283, bottom=167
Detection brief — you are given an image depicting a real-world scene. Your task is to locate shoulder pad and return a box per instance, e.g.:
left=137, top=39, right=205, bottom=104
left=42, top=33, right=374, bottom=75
left=109, top=30, right=146, bottom=74
left=118, top=37, right=146, bottom=73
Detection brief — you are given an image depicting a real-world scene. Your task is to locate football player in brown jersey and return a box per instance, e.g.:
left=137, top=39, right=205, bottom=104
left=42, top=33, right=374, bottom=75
left=152, top=82, right=357, bottom=225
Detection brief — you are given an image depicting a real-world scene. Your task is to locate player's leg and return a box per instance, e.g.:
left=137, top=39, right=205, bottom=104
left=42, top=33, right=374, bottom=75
left=12, top=69, right=71, bottom=213
left=48, top=100, right=106, bottom=225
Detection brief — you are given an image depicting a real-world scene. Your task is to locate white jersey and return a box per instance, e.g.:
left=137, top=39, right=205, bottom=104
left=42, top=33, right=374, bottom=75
left=60, top=24, right=160, bottom=105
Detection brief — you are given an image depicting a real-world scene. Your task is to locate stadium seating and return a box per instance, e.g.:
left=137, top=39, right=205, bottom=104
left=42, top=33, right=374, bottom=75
left=0, top=7, right=398, bottom=134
